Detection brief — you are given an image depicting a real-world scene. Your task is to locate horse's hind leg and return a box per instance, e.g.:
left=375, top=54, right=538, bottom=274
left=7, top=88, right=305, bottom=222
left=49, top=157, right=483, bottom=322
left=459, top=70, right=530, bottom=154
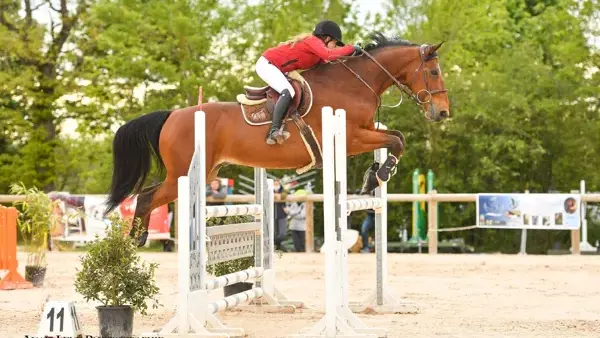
left=129, top=182, right=161, bottom=241
left=132, top=177, right=179, bottom=247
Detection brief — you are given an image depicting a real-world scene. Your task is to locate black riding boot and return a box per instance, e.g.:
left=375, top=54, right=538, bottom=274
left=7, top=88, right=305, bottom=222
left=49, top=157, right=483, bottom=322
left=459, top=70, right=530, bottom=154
left=266, top=89, right=292, bottom=145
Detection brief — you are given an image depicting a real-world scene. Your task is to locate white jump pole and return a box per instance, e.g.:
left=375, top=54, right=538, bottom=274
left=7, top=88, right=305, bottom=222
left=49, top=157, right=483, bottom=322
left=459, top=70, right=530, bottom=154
left=289, top=107, right=386, bottom=338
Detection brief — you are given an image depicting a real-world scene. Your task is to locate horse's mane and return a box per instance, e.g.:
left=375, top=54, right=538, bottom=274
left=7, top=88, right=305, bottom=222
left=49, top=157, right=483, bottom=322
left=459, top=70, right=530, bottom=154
left=362, top=32, right=419, bottom=52
left=302, top=32, right=420, bottom=75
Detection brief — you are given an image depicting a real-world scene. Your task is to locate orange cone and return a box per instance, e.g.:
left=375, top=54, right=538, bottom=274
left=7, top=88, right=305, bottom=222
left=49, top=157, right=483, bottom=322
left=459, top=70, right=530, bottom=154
left=0, top=206, right=33, bottom=290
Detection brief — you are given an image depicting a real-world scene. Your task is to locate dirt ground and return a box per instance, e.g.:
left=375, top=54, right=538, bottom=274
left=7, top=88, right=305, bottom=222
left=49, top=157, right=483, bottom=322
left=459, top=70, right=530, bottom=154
left=1, top=251, right=599, bottom=338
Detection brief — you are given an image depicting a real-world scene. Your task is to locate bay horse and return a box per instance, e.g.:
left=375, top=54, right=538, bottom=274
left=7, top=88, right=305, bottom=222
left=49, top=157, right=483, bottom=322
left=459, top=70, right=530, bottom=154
left=104, top=32, right=451, bottom=247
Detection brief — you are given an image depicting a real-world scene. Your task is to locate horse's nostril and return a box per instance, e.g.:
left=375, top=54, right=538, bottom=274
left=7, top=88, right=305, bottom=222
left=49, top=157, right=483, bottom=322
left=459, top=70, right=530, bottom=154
left=440, top=110, right=449, bottom=118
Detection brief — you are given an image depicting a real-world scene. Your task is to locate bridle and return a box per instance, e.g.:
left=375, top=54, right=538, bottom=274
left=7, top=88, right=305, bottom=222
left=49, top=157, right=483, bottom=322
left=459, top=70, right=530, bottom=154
left=338, top=44, right=448, bottom=114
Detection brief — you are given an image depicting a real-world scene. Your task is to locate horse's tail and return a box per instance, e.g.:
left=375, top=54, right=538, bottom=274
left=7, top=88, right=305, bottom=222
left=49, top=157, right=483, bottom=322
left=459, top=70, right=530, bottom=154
left=104, top=110, right=172, bottom=216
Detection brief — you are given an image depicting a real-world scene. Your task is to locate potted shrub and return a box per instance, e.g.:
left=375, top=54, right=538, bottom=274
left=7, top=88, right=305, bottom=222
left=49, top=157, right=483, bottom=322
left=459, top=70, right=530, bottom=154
left=74, top=214, right=160, bottom=337
left=10, top=182, right=58, bottom=287
left=206, top=214, right=256, bottom=297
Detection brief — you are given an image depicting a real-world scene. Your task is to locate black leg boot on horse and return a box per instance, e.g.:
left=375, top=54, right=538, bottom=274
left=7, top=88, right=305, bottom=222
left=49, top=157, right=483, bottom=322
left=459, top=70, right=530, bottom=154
left=359, top=155, right=398, bottom=194
left=358, top=129, right=405, bottom=194
left=266, top=89, right=292, bottom=145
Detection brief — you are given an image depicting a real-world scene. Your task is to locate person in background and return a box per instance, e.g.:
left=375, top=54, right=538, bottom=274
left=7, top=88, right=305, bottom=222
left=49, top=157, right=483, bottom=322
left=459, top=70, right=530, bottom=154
left=287, top=189, right=307, bottom=252
left=273, top=179, right=289, bottom=251
left=206, top=178, right=228, bottom=206
left=360, top=189, right=375, bottom=253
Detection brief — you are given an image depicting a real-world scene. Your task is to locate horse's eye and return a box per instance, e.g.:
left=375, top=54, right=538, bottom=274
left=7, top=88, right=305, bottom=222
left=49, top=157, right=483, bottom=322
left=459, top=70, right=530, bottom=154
left=430, top=69, right=439, bottom=76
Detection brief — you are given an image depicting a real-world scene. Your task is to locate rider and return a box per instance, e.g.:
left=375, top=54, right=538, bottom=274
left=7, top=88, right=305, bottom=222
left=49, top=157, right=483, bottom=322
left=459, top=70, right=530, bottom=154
left=256, top=20, right=362, bottom=145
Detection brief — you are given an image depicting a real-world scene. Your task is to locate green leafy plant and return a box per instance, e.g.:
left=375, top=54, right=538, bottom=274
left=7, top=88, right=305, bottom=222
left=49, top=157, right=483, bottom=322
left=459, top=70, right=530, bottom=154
left=9, top=182, right=58, bottom=267
left=74, top=214, right=160, bottom=315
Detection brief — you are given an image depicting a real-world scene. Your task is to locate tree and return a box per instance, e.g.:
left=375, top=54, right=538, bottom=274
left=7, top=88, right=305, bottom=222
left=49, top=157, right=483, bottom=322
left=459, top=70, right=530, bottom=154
left=1, top=0, right=90, bottom=190
left=0, top=0, right=366, bottom=193
left=372, top=0, right=600, bottom=252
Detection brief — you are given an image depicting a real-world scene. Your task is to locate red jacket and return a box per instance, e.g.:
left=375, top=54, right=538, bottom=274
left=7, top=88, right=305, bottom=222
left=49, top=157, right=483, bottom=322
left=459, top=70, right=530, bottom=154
left=262, top=35, right=354, bottom=73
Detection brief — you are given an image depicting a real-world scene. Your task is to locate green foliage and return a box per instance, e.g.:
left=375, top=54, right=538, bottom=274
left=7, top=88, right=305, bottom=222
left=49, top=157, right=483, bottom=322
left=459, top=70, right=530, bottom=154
left=53, top=136, right=114, bottom=194
left=205, top=214, right=256, bottom=277
left=9, top=183, right=58, bottom=267
left=74, top=214, right=160, bottom=315
left=362, top=0, right=600, bottom=252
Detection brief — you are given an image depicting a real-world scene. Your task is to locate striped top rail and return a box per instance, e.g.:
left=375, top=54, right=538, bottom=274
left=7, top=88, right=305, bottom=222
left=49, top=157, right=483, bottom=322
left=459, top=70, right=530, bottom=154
left=205, top=204, right=262, bottom=218
left=346, top=198, right=383, bottom=212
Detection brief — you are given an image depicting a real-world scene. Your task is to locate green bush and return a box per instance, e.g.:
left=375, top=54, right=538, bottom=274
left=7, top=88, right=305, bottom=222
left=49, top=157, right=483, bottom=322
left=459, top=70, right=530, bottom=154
left=74, top=214, right=161, bottom=315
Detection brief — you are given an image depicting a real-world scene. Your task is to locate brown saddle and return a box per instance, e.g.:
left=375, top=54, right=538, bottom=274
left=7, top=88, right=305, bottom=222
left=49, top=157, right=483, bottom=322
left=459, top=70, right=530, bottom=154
left=236, top=71, right=322, bottom=175
left=237, top=71, right=313, bottom=126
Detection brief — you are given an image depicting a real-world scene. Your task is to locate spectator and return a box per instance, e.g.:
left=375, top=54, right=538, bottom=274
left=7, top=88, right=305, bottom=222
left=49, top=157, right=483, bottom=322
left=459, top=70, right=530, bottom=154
left=206, top=178, right=228, bottom=206
left=287, top=189, right=307, bottom=252
left=273, top=179, right=289, bottom=251
left=360, top=189, right=375, bottom=253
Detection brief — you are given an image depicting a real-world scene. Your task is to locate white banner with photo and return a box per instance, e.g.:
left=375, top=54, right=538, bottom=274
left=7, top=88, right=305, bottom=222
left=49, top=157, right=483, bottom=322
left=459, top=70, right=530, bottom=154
left=476, top=193, right=581, bottom=230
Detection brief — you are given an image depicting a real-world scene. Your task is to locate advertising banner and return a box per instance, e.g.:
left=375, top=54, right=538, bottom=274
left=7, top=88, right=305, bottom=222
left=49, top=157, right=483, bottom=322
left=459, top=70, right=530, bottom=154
left=476, top=193, right=581, bottom=230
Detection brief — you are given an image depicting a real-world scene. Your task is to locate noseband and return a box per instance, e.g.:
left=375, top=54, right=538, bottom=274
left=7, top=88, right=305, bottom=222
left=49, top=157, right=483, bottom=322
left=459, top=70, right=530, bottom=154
left=339, top=44, right=448, bottom=111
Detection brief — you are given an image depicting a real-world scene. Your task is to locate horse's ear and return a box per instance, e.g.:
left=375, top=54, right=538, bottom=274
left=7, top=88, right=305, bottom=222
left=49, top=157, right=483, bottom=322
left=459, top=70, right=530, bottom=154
left=427, top=41, right=444, bottom=55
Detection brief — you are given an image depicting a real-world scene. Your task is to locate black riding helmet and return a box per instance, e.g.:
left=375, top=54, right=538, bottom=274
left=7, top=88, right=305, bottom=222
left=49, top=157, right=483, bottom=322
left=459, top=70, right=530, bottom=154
left=313, top=20, right=345, bottom=46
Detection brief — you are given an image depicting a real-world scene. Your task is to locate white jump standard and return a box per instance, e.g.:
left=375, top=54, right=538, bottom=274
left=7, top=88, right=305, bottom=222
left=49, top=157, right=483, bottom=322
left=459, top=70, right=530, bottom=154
left=348, top=133, right=418, bottom=315
left=146, top=110, right=303, bottom=338
left=290, top=107, right=385, bottom=338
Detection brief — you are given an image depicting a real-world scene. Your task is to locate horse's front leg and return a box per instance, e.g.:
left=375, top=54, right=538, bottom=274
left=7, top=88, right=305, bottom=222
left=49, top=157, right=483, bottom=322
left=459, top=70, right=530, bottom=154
left=376, top=129, right=406, bottom=179
left=348, top=128, right=405, bottom=194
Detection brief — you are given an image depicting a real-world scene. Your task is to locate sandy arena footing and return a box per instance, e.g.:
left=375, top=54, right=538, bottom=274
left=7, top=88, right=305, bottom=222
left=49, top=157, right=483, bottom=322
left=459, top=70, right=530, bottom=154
left=1, top=251, right=599, bottom=338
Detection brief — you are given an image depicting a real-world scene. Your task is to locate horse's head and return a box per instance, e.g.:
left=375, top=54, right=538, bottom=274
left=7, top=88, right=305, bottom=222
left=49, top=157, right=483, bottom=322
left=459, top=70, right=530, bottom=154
left=407, top=42, right=450, bottom=122
left=357, top=33, right=451, bottom=122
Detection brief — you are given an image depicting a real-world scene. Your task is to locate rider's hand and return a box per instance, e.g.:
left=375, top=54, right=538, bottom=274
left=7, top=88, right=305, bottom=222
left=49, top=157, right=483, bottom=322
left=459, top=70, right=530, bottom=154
left=352, top=44, right=363, bottom=55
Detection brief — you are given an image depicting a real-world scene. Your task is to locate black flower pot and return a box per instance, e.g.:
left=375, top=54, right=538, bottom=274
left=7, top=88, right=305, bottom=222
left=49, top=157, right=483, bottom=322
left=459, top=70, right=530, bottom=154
left=96, top=305, right=133, bottom=338
left=25, top=265, right=47, bottom=287
left=223, top=282, right=253, bottom=297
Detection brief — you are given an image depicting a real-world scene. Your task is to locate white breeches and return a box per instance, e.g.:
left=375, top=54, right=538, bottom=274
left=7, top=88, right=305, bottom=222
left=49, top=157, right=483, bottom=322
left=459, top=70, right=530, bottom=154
left=255, top=56, right=296, bottom=98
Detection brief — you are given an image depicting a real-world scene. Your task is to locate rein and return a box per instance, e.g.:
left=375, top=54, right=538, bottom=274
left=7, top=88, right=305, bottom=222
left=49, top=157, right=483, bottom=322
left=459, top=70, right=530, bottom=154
left=338, top=44, right=448, bottom=115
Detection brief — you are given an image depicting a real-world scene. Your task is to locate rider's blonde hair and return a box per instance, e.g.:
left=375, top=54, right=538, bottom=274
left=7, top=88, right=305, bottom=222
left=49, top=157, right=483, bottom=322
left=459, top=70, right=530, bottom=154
left=279, top=33, right=313, bottom=47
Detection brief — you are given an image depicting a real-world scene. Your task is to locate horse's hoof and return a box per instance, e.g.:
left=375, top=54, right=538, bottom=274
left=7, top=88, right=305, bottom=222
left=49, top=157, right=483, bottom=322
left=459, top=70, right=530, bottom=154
left=361, top=179, right=379, bottom=194
left=360, top=164, right=380, bottom=194
left=134, top=231, right=149, bottom=248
